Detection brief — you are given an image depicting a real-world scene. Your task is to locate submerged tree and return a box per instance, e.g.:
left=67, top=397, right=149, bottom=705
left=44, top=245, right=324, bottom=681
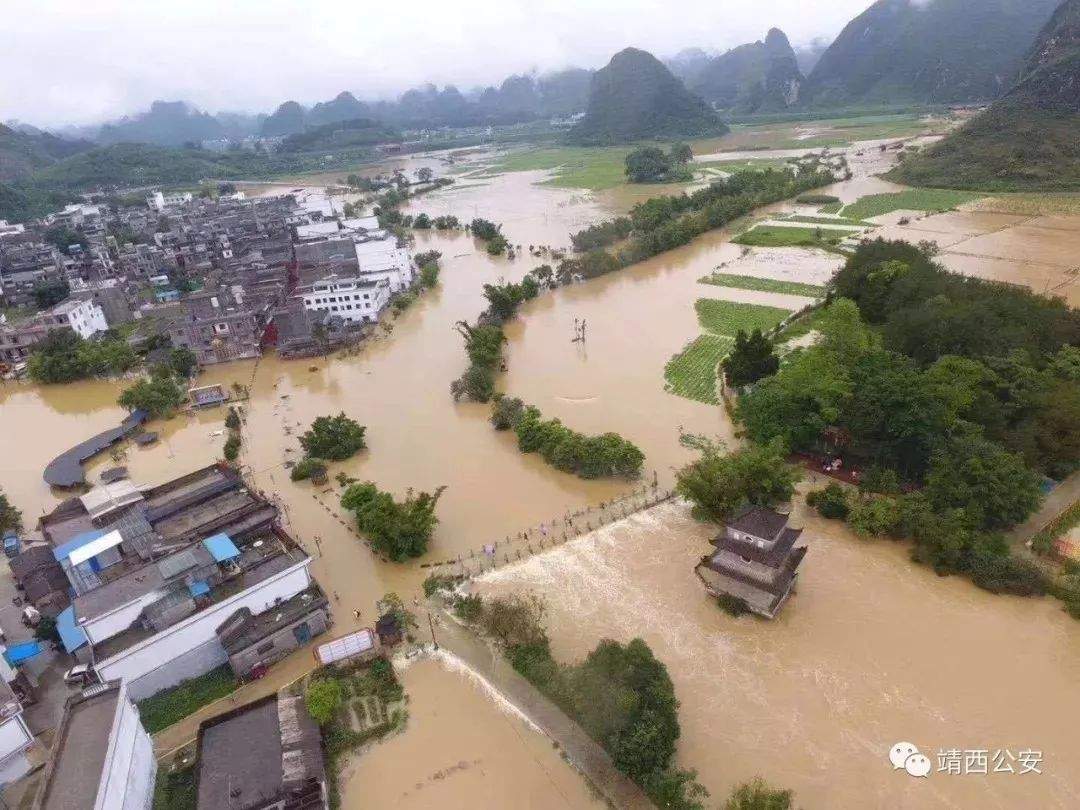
left=299, top=413, right=367, bottom=461
left=341, top=482, right=446, bottom=561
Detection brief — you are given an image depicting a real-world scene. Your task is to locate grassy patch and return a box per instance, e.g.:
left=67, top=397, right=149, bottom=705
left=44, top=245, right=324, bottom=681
left=152, top=765, right=197, bottom=810
left=781, top=214, right=871, bottom=227
left=698, top=272, right=825, bottom=298
left=732, top=224, right=847, bottom=249
left=695, top=298, right=792, bottom=337
left=970, top=193, right=1080, bottom=217
left=819, top=201, right=843, bottom=214
left=137, top=665, right=239, bottom=734
left=664, top=335, right=733, bottom=404
left=490, top=146, right=633, bottom=190
left=841, top=188, right=983, bottom=220
left=774, top=305, right=829, bottom=344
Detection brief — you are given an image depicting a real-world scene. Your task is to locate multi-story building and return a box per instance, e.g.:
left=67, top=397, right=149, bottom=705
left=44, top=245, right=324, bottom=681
left=31, top=680, right=156, bottom=810
left=694, top=506, right=808, bottom=619
left=297, top=274, right=390, bottom=325
left=167, top=288, right=261, bottom=365
left=0, top=679, right=36, bottom=786
left=37, top=465, right=330, bottom=700
left=146, top=191, right=194, bottom=212
left=0, top=298, right=109, bottom=365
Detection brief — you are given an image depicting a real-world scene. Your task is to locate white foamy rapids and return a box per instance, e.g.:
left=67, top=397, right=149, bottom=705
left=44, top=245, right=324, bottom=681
left=396, top=646, right=545, bottom=737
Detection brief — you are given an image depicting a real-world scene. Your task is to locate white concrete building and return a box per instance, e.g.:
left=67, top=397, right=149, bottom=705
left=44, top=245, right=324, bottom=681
left=0, top=681, right=34, bottom=786
left=146, top=191, right=193, bottom=212
left=298, top=275, right=390, bottom=324
left=48, top=299, right=109, bottom=339
left=353, top=236, right=414, bottom=292
left=33, top=681, right=156, bottom=810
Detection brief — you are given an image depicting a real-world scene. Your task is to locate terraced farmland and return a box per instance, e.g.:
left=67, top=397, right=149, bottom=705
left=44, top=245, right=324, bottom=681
left=664, top=334, right=734, bottom=404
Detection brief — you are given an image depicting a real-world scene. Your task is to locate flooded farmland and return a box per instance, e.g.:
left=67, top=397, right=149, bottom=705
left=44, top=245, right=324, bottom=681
left=2, top=134, right=1080, bottom=808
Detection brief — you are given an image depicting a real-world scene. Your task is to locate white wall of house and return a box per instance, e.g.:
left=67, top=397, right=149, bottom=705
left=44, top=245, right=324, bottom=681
left=301, top=278, right=389, bottom=324
left=353, top=238, right=413, bottom=292
left=0, top=713, right=34, bottom=785
left=81, top=589, right=166, bottom=647
left=95, top=684, right=156, bottom=810
left=94, top=560, right=312, bottom=689
left=62, top=299, right=109, bottom=339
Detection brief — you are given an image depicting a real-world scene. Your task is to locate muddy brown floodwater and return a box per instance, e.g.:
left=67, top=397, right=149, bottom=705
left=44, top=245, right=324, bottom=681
left=339, top=654, right=606, bottom=810
left=2, top=140, right=1079, bottom=808
left=475, top=493, right=1080, bottom=810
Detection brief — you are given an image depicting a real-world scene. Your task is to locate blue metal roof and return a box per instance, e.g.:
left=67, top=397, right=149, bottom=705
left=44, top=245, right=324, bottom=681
left=56, top=606, right=88, bottom=654
left=188, top=580, right=210, bottom=597
left=3, top=641, right=43, bottom=666
left=52, top=529, right=108, bottom=562
left=202, top=533, right=240, bottom=562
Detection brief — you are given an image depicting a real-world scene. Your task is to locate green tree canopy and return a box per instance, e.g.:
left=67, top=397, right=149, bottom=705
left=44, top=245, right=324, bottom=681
left=625, top=147, right=673, bottom=183
left=169, top=346, right=198, bottom=378
left=341, top=482, right=445, bottom=561
left=0, top=490, right=22, bottom=535
left=304, top=678, right=343, bottom=725
left=676, top=437, right=800, bottom=524
left=299, top=413, right=367, bottom=461
left=723, top=329, right=779, bottom=388
left=118, top=373, right=185, bottom=418
left=924, top=432, right=1042, bottom=531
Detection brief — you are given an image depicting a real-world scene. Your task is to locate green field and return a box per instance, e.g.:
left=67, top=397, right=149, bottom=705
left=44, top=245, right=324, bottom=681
left=698, top=272, right=826, bottom=298
left=732, top=224, right=848, bottom=249
left=489, top=146, right=634, bottom=190
left=696, top=298, right=792, bottom=336
left=840, top=188, right=984, bottom=220
left=781, top=214, right=871, bottom=227
left=818, top=201, right=844, bottom=213
left=664, top=334, right=734, bottom=404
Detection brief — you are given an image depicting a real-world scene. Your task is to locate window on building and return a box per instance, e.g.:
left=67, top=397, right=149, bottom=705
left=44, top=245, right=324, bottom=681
left=256, top=641, right=275, bottom=655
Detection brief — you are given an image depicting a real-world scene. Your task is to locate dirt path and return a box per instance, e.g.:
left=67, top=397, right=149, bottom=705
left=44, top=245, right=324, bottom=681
left=1008, top=469, right=1080, bottom=552
left=431, top=606, right=654, bottom=810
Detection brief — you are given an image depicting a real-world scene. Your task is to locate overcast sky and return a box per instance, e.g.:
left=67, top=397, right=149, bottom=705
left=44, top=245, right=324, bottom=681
left=3, top=0, right=874, bottom=128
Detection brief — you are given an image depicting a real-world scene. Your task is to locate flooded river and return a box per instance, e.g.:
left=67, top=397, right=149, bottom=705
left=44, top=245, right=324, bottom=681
left=2, top=138, right=1079, bottom=807
left=475, top=493, right=1080, bottom=809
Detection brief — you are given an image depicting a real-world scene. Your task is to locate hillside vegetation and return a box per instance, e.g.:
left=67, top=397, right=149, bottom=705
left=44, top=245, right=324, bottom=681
left=803, top=0, right=1060, bottom=106
left=888, top=0, right=1080, bottom=191
left=0, top=124, right=93, bottom=183
left=567, top=48, right=728, bottom=145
